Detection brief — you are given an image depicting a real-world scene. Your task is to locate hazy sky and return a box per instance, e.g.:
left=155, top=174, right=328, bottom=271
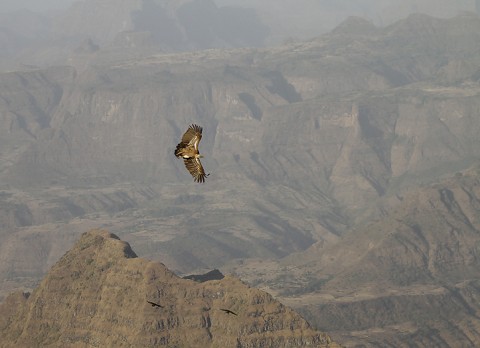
left=0, top=0, right=76, bottom=13
left=1, top=0, right=475, bottom=19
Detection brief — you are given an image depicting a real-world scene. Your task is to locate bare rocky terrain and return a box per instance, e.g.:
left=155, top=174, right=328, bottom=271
left=0, top=230, right=340, bottom=347
left=1, top=1, right=480, bottom=346
left=228, top=166, right=480, bottom=346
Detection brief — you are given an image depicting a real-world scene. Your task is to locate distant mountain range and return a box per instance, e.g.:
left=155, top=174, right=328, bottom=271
left=0, top=0, right=476, bottom=70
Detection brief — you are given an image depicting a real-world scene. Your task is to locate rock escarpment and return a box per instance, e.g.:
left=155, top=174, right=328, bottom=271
left=0, top=229, right=340, bottom=347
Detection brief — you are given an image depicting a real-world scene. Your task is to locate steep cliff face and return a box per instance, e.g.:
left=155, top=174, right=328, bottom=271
left=0, top=230, right=340, bottom=347
left=0, top=66, right=74, bottom=178
left=5, top=15, right=480, bottom=210
left=3, top=60, right=290, bottom=186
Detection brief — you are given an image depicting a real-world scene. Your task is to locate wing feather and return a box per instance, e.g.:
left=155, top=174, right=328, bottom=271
left=181, top=124, right=202, bottom=147
left=184, top=157, right=209, bottom=183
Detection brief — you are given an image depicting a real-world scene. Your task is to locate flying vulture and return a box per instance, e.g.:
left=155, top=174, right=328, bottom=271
left=147, top=300, right=164, bottom=308
left=175, top=124, right=209, bottom=183
left=220, top=308, right=238, bottom=316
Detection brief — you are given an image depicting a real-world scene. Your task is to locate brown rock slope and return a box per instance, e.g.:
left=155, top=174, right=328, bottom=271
left=0, top=229, right=340, bottom=348
left=274, top=167, right=480, bottom=347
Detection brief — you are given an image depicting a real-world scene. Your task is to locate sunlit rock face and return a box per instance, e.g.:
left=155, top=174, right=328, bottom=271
left=0, top=230, right=337, bottom=348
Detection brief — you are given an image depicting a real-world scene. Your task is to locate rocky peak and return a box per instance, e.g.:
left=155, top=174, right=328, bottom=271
left=53, top=0, right=267, bottom=50
left=0, top=229, right=341, bottom=347
left=331, top=16, right=377, bottom=36
left=183, top=269, right=225, bottom=282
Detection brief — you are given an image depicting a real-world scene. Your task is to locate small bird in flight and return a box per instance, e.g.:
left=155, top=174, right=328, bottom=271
left=175, top=124, right=210, bottom=183
left=147, top=300, right=164, bottom=308
left=220, top=308, right=238, bottom=316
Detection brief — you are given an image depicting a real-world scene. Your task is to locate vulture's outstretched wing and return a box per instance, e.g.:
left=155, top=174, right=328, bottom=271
left=181, top=124, right=202, bottom=151
left=184, top=157, right=209, bottom=183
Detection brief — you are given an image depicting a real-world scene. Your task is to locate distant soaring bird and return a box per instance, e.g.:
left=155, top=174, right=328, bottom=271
left=220, top=308, right=238, bottom=316
left=175, top=124, right=210, bottom=183
left=147, top=300, right=164, bottom=308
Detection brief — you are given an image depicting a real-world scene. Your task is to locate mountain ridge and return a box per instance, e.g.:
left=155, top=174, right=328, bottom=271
left=0, top=229, right=340, bottom=347
left=228, top=165, right=480, bottom=347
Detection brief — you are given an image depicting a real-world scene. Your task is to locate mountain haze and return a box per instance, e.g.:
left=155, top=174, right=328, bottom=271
left=0, top=0, right=476, bottom=70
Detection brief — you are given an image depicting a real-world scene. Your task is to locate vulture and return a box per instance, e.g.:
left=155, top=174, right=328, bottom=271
left=220, top=308, right=238, bottom=316
left=147, top=300, right=164, bottom=308
left=175, top=124, right=209, bottom=183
